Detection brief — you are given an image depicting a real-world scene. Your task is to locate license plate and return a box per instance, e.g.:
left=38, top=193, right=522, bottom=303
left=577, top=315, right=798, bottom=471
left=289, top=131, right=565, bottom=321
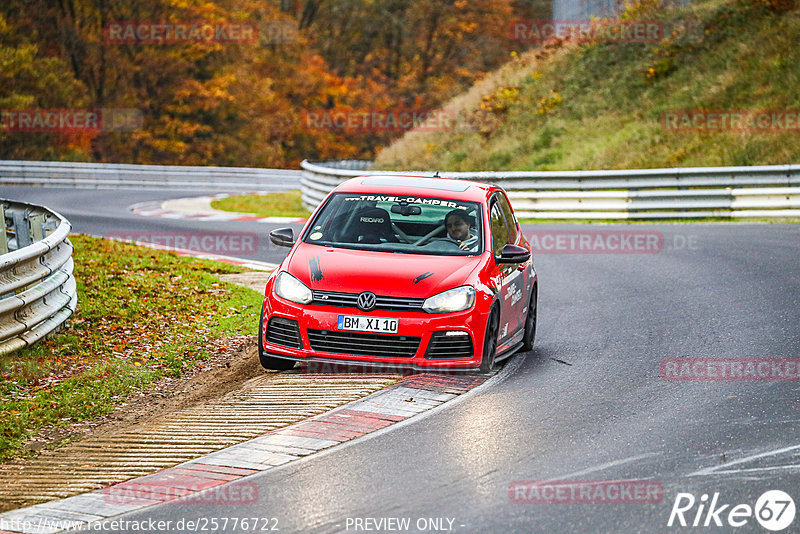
left=337, top=315, right=399, bottom=334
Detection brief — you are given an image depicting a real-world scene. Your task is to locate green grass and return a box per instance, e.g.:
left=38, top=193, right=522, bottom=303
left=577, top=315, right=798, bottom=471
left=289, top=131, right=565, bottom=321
left=0, top=235, right=263, bottom=462
left=375, top=0, right=800, bottom=171
left=210, top=190, right=311, bottom=218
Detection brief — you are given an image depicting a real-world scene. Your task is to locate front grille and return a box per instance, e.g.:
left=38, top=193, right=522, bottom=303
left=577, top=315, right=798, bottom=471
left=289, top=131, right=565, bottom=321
left=266, top=317, right=302, bottom=348
left=311, top=290, right=425, bottom=312
left=307, top=329, right=421, bottom=358
left=425, top=331, right=473, bottom=359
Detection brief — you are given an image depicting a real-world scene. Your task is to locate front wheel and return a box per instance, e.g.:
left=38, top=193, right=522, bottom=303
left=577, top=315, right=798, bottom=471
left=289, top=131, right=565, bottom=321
left=522, top=288, right=537, bottom=351
left=258, top=313, right=296, bottom=371
left=479, top=308, right=500, bottom=373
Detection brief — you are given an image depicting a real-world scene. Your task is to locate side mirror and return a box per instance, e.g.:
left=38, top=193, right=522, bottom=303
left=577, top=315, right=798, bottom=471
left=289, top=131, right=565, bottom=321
left=496, top=243, right=531, bottom=264
left=269, top=227, right=295, bottom=248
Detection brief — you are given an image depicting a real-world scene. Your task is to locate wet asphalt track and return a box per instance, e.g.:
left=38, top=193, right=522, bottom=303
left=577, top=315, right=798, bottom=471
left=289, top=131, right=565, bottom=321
left=4, top=186, right=800, bottom=533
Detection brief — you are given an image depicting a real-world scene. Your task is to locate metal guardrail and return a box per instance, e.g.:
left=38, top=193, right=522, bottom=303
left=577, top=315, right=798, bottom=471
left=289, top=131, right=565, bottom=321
left=0, top=200, right=76, bottom=355
left=0, top=160, right=301, bottom=192
left=300, top=160, right=800, bottom=219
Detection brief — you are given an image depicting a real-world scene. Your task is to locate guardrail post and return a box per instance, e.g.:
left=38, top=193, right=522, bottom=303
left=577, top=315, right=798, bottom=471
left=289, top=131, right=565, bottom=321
left=42, top=220, right=58, bottom=237
left=30, top=214, right=45, bottom=241
left=12, top=210, right=33, bottom=248
left=0, top=204, right=7, bottom=255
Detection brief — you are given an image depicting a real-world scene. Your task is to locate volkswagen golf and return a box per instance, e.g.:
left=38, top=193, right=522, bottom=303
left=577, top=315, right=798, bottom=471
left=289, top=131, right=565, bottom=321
left=259, top=175, right=537, bottom=373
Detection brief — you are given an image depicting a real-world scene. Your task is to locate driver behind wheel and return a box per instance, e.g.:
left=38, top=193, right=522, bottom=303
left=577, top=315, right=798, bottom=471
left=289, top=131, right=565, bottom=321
left=443, top=209, right=478, bottom=251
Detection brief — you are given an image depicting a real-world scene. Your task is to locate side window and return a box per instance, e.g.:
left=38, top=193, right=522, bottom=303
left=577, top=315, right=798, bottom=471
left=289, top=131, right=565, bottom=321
left=490, top=202, right=509, bottom=256
left=496, top=193, right=519, bottom=244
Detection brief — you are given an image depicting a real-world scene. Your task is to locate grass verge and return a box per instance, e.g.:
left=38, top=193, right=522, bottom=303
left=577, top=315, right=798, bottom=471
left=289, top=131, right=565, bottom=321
left=0, top=235, right=264, bottom=462
left=210, top=190, right=310, bottom=218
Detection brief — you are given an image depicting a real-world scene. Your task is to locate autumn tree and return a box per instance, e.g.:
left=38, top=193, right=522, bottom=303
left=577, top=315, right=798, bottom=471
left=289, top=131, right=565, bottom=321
left=0, top=13, right=89, bottom=160
left=1, top=0, right=538, bottom=165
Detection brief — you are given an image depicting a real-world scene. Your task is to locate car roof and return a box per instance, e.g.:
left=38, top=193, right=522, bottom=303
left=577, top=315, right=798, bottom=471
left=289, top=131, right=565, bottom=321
left=333, top=175, right=496, bottom=203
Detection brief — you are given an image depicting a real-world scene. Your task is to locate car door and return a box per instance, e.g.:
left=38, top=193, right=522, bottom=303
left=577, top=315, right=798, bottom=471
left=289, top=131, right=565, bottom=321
left=489, top=193, right=526, bottom=350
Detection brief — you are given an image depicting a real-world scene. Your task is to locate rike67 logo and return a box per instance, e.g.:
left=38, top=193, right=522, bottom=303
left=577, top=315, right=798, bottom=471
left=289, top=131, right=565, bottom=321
left=668, top=490, right=795, bottom=531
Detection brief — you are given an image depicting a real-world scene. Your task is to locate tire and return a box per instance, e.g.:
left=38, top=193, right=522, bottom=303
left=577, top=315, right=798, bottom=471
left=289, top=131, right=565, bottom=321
left=522, top=287, right=537, bottom=351
left=479, top=307, right=500, bottom=373
left=258, top=313, right=296, bottom=371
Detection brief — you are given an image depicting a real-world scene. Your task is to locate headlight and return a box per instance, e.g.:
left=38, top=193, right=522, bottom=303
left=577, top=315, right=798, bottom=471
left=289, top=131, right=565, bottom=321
left=274, top=272, right=312, bottom=304
left=423, top=286, right=475, bottom=314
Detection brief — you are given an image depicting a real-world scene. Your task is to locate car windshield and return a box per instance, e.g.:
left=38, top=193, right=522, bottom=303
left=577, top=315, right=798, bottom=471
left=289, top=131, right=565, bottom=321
left=303, top=193, right=483, bottom=256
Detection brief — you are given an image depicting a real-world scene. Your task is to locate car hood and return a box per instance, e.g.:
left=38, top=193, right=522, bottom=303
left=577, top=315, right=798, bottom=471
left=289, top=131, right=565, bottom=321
left=286, top=243, right=484, bottom=298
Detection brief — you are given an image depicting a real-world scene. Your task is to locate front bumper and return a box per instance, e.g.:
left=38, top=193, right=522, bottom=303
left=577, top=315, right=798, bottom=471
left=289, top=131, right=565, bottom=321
left=260, top=352, right=482, bottom=374
left=261, top=295, right=489, bottom=370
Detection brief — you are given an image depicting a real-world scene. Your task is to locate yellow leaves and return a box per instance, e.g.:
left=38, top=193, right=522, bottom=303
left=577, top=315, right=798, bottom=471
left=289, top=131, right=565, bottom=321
left=329, top=83, right=350, bottom=98
left=164, top=0, right=219, bottom=19
left=617, top=0, right=664, bottom=18
left=208, top=73, right=236, bottom=92
left=644, top=59, right=675, bottom=81
left=458, top=22, right=478, bottom=34
left=480, top=86, right=520, bottom=113
left=165, top=0, right=193, bottom=10
left=500, top=87, right=519, bottom=99
left=471, top=84, right=521, bottom=137
left=537, top=90, right=563, bottom=115
left=171, top=76, right=235, bottom=113
left=208, top=86, right=230, bottom=100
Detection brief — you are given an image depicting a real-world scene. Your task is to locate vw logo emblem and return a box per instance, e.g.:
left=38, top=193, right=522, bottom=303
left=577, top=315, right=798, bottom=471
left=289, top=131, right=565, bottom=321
left=357, top=291, right=377, bottom=311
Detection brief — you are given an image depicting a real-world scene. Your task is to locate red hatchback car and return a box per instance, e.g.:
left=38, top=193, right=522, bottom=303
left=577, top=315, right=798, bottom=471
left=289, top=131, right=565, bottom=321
left=259, top=175, right=537, bottom=373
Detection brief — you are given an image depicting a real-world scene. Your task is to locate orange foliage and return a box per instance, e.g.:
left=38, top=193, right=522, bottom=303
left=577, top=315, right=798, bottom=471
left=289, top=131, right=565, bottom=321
left=1, top=0, right=530, bottom=166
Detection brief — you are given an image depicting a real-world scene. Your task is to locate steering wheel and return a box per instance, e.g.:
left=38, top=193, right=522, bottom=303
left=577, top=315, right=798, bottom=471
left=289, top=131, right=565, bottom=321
left=413, top=225, right=446, bottom=246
